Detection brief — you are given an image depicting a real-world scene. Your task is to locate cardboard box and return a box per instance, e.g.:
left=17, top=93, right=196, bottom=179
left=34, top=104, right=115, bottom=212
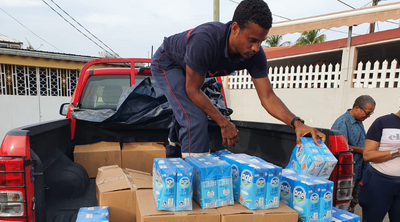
left=122, top=142, right=166, bottom=174
left=217, top=202, right=298, bottom=222
left=74, top=142, right=121, bottom=178
left=96, top=165, right=152, bottom=222
left=136, top=189, right=220, bottom=222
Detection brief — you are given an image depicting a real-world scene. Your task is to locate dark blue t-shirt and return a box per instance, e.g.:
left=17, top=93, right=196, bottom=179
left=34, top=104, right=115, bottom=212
left=162, top=21, right=268, bottom=78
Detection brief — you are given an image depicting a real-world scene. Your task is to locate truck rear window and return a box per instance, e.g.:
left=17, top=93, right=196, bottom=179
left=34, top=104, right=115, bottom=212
left=80, top=75, right=130, bottom=110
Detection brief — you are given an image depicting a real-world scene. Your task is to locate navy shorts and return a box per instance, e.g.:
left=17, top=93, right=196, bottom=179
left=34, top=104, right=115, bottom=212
left=358, top=165, right=400, bottom=222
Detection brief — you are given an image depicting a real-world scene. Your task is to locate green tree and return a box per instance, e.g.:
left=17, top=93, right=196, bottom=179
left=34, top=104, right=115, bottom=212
left=264, top=35, right=291, bottom=47
left=295, top=30, right=326, bottom=46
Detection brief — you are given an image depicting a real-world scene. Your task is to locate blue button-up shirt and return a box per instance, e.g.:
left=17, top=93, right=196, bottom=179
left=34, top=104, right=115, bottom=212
left=332, top=109, right=368, bottom=181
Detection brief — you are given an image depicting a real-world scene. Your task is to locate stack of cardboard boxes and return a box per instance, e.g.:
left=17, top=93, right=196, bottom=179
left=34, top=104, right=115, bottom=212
left=73, top=141, right=166, bottom=222
left=73, top=142, right=298, bottom=222
left=73, top=142, right=166, bottom=177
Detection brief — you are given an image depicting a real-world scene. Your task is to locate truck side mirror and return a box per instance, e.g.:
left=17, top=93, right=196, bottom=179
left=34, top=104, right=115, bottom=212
left=59, top=103, right=69, bottom=116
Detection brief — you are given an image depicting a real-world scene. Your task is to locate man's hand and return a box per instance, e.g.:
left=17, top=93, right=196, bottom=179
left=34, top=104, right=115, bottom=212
left=185, top=65, right=240, bottom=149
left=221, top=121, right=239, bottom=149
left=294, top=121, right=326, bottom=147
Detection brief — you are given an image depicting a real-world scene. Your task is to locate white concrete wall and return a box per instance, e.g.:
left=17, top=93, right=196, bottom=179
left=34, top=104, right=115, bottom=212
left=226, top=87, right=400, bottom=131
left=225, top=44, right=400, bottom=132
left=0, top=96, right=71, bottom=144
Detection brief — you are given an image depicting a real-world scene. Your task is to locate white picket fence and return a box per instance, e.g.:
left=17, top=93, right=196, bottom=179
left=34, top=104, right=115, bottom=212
left=353, top=59, right=399, bottom=88
left=227, top=59, right=399, bottom=90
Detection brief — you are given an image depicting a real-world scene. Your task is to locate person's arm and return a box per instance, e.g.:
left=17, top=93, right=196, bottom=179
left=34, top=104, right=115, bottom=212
left=363, top=139, right=399, bottom=162
left=252, top=76, right=325, bottom=146
left=185, top=65, right=238, bottom=148
left=349, top=146, right=364, bottom=154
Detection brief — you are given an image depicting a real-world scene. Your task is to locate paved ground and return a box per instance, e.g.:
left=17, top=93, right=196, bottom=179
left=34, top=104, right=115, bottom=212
left=354, top=204, right=389, bottom=222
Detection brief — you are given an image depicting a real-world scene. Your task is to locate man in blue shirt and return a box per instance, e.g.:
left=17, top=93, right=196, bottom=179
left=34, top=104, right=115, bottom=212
left=331, top=95, right=376, bottom=213
left=150, top=0, right=325, bottom=158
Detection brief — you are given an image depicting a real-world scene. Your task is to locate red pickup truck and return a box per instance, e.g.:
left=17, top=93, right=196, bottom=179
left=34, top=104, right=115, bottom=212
left=0, top=58, right=354, bottom=222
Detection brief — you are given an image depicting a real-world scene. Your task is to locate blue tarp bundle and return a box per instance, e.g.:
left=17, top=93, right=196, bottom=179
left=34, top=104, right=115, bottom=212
left=71, top=77, right=232, bottom=127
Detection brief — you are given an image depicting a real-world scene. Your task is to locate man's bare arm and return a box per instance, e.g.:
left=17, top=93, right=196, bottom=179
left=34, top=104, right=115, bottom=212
left=185, top=65, right=238, bottom=148
left=252, top=76, right=326, bottom=146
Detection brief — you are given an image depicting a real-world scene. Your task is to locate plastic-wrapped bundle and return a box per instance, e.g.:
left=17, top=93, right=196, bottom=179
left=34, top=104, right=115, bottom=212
left=185, top=155, right=233, bottom=208
left=153, top=158, right=193, bottom=211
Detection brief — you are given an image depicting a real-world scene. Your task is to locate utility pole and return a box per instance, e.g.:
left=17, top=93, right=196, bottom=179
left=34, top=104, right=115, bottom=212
left=213, top=0, right=220, bottom=22
left=369, top=0, right=381, bottom=33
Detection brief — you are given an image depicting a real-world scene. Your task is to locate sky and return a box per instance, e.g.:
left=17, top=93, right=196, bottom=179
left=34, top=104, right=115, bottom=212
left=1, top=0, right=399, bottom=58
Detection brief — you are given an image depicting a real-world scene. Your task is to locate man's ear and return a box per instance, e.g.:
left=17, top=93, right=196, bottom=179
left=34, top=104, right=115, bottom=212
left=231, top=22, right=240, bottom=35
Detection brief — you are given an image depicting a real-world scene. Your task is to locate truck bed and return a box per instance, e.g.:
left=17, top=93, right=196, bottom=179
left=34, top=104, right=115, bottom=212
left=6, top=118, right=335, bottom=222
left=45, top=179, right=96, bottom=222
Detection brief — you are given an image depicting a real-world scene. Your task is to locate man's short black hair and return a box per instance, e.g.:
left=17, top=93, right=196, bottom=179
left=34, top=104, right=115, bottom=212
left=232, top=0, right=272, bottom=30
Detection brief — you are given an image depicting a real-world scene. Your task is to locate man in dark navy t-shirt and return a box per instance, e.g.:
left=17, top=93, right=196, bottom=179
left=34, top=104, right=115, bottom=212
left=150, top=0, right=325, bottom=158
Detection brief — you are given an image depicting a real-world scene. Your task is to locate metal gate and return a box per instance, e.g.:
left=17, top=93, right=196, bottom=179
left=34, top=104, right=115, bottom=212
left=0, top=64, right=79, bottom=97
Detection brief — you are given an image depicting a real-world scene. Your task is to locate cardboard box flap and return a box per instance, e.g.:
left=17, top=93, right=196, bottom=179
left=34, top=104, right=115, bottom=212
left=124, top=168, right=153, bottom=189
left=122, top=142, right=165, bottom=151
left=137, top=190, right=219, bottom=217
left=217, top=203, right=254, bottom=215
left=75, top=141, right=120, bottom=153
left=96, top=165, right=135, bottom=193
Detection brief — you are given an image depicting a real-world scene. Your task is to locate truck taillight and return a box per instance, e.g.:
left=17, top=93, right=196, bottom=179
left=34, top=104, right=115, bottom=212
left=336, top=155, right=353, bottom=203
left=0, top=157, right=24, bottom=187
left=338, top=153, right=354, bottom=178
left=335, top=152, right=354, bottom=202
left=329, top=134, right=349, bottom=153
left=328, top=135, right=354, bottom=208
left=0, top=191, right=24, bottom=217
left=336, top=179, right=352, bottom=201
left=0, top=157, right=27, bottom=219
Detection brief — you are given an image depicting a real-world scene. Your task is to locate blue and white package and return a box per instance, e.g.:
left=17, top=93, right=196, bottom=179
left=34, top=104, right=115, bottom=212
left=154, top=162, right=177, bottom=211
left=311, top=178, right=334, bottom=222
left=287, top=152, right=303, bottom=171
left=153, top=158, right=193, bottom=211
left=153, top=158, right=164, bottom=200
left=186, top=156, right=233, bottom=209
left=219, top=155, right=248, bottom=202
left=215, top=160, right=234, bottom=207
left=317, top=145, right=338, bottom=179
left=260, top=162, right=282, bottom=209
left=239, top=163, right=268, bottom=210
left=282, top=169, right=320, bottom=222
left=186, top=156, right=218, bottom=208
left=332, top=207, right=360, bottom=222
left=280, top=173, right=298, bottom=208
left=221, top=153, right=282, bottom=209
left=173, top=159, right=194, bottom=211
left=289, top=137, right=327, bottom=176
left=78, top=206, right=109, bottom=218
left=213, top=149, right=232, bottom=156
left=76, top=214, right=109, bottom=222
left=77, top=206, right=109, bottom=222
left=281, top=169, right=335, bottom=222
left=293, top=179, right=320, bottom=222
